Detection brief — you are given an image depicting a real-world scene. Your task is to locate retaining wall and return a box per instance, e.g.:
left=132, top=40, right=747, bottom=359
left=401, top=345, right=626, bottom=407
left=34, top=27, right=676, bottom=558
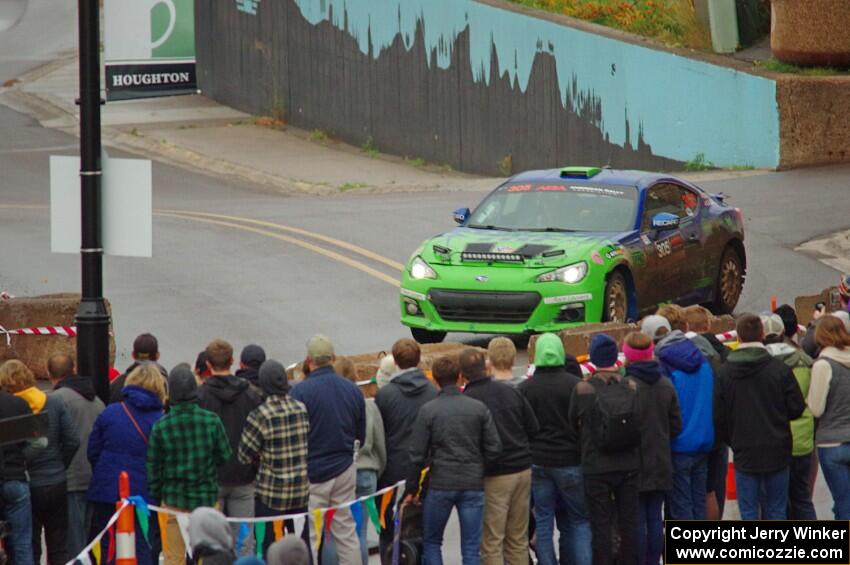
left=195, top=0, right=781, bottom=175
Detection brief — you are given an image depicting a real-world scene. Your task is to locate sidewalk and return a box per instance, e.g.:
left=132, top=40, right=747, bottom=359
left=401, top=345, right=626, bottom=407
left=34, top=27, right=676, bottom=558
left=0, top=54, right=766, bottom=196
left=0, top=53, right=497, bottom=195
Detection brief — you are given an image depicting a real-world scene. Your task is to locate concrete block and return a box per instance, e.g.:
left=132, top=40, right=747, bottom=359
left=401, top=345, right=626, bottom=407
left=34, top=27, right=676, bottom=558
left=772, top=0, right=850, bottom=66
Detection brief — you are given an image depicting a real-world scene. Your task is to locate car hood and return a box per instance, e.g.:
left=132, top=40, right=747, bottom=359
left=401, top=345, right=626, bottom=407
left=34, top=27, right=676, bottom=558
left=419, top=227, right=626, bottom=267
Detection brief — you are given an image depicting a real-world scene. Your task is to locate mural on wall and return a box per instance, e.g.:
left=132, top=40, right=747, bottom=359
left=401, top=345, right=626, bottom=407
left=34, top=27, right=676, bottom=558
left=195, top=0, right=780, bottom=174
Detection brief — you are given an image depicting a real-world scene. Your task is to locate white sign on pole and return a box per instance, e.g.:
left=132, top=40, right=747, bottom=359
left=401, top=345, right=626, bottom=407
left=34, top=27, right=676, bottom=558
left=50, top=155, right=153, bottom=257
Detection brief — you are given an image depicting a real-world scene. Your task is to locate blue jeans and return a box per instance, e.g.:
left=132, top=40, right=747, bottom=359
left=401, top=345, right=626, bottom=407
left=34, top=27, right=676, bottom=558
left=819, top=443, right=850, bottom=519
left=422, top=489, right=484, bottom=565
left=638, top=491, right=664, bottom=565
left=531, top=465, right=591, bottom=565
left=735, top=467, right=789, bottom=520
left=321, top=469, right=377, bottom=565
left=669, top=453, right=707, bottom=520
left=0, top=481, right=33, bottom=565
left=68, top=491, right=89, bottom=557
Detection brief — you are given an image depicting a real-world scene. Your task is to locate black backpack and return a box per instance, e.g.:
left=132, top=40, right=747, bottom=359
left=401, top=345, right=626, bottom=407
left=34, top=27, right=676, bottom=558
left=589, top=378, right=640, bottom=452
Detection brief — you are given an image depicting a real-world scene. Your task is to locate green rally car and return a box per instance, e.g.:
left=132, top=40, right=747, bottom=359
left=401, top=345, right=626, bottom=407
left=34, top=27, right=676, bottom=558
left=400, top=167, right=746, bottom=343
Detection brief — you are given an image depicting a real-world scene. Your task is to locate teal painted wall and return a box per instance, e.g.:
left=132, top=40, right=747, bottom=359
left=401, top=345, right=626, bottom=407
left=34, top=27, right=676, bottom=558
left=289, top=0, right=780, bottom=169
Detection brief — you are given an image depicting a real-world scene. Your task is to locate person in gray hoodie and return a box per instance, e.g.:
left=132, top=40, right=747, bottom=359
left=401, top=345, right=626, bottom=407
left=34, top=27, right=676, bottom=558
left=374, top=338, right=437, bottom=555
left=808, top=315, right=850, bottom=519
left=48, top=353, right=105, bottom=557
left=188, top=507, right=236, bottom=565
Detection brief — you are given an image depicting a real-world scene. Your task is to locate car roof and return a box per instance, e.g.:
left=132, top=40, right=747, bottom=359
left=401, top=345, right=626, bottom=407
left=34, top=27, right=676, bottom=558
left=508, top=167, right=679, bottom=191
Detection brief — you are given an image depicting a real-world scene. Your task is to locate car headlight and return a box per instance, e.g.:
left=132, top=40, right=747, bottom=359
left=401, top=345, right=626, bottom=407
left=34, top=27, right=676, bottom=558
left=410, top=256, right=437, bottom=280
left=536, top=261, right=588, bottom=284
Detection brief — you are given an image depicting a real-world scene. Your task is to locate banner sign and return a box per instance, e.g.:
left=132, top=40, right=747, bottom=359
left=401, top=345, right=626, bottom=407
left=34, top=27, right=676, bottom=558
left=104, top=0, right=196, bottom=101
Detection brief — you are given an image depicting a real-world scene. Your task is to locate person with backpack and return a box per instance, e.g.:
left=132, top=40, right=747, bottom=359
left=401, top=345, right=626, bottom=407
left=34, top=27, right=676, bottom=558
left=655, top=321, right=714, bottom=520
left=568, top=334, right=640, bottom=565
left=762, top=313, right=817, bottom=519
left=623, top=332, right=681, bottom=565
left=717, top=314, right=805, bottom=520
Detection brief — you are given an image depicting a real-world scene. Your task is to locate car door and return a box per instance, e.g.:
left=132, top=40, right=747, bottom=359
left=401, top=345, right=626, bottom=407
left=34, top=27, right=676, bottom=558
left=669, top=183, right=709, bottom=304
left=640, top=184, right=690, bottom=305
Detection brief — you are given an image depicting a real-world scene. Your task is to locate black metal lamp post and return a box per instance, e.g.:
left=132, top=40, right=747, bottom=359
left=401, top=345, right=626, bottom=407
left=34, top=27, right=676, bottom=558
left=76, top=0, right=111, bottom=404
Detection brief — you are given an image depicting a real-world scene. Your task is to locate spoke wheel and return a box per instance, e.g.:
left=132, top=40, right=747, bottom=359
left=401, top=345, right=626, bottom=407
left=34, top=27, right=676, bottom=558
left=712, top=247, right=744, bottom=314
left=603, top=272, right=629, bottom=323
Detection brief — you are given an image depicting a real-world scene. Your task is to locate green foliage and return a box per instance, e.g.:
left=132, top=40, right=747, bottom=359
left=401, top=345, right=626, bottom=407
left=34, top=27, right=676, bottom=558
left=684, top=152, right=714, bottom=172
left=508, top=0, right=710, bottom=49
left=405, top=156, right=426, bottom=168
left=498, top=154, right=513, bottom=176
left=310, top=129, right=329, bottom=143
left=361, top=136, right=379, bottom=157
left=755, top=59, right=848, bottom=76
left=339, top=182, right=370, bottom=191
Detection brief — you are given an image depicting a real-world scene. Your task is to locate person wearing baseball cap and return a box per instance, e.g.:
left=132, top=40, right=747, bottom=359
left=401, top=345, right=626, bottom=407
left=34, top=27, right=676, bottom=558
left=290, top=335, right=365, bottom=564
left=762, top=312, right=817, bottom=519
left=640, top=315, right=671, bottom=344
left=235, top=344, right=266, bottom=387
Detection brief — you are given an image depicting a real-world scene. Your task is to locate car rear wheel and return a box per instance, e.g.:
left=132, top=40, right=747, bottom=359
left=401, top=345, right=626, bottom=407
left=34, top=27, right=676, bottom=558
left=603, top=272, right=629, bottom=323
left=712, top=247, right=745, bottom=315
left=410, top=327, right=447, bottom=344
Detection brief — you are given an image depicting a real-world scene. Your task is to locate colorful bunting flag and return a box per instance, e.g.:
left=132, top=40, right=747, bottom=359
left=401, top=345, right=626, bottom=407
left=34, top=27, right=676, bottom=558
left=379, top=488, right=395, bottom=529
left=107, top=526, right=116, bottom=562
left=365, top=497, right=381, bottom=534
left=176, top=513, right=193, bottom=558
left=236, top=522, right=251, bottom=555
left=312, top=509, right=324, bottom=551
left=273, top=520, right=284, bottom=541
left=91, top=539, right=102, bottom=565
left=351, top=501, right=363, bottom=533
left=255, top=522, right=267, bottom=558
left=157, top=511, right=169, bottom=554
left=324, top=508, right=337, bottom=532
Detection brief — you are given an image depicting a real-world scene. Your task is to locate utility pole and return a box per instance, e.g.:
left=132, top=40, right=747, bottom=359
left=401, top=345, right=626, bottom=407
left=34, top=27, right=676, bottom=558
left=76, top=0, right=111, bottom=404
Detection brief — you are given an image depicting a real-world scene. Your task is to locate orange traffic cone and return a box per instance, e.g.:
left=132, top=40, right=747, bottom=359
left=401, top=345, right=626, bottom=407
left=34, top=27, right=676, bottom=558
left=115, top=471, right=137, bottom=565
left=722, top=461, right=740, bottom=520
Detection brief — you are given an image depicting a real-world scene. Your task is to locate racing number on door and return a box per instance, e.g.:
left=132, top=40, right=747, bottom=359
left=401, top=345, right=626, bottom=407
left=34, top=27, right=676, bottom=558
left=656, top=239, right=672, bottom=258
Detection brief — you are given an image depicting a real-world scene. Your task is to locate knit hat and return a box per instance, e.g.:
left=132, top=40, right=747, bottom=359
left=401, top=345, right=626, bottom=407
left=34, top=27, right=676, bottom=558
left=168, top=363, right=198, bottom=404
left=267, top=537, right=310, bottom=565
left=640, top=315, right=672, bottom=342
left=760, top=313, right=785, bottom=338
left=259, top=359, right=289, bottom=396
left=188, top=507, right=233, bottom=555
left=376, top=354, right=398, bottom=388
left=589, top=334, right=619, bottom=368
left=240, top=344, right=266, bottom=368
left=834, top=311, right=850, bottom=333
left=774, top=304, right=798, bottom=338
left=533, top=333, right=565, bottom=368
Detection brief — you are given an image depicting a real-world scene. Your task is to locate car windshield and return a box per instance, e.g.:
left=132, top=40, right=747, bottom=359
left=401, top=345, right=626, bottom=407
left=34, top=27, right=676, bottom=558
left=467, top=182, right=637, bottom=232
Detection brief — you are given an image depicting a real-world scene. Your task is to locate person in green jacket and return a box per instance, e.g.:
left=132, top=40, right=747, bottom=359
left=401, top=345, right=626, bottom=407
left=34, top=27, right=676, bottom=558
left=763, top=313, right=817, bottom=519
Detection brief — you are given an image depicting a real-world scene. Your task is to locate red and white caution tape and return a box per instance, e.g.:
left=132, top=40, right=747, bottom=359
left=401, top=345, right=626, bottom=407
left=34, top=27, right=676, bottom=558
left=0, top=325, right=77, bottom=346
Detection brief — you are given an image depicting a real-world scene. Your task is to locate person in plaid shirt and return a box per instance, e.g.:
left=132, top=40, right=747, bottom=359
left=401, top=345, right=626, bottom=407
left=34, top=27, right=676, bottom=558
left=238, top=359, right=310, bottom=555
left=147, top=364, right=231, bottom=565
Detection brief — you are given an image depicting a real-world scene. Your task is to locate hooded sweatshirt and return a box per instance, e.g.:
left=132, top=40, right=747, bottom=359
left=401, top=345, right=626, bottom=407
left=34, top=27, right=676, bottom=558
left=198, top=374, right=263, bottom=486
left=809, top=347, right=850, bottom=447
left=188, top=507, right=236, bottom=565
left=52, top=375, right=105, bottom=492
left=519, top=333, right=581, bottom=467
left=374, top=367, right=438, bottom=486
left=656, top=331, right=714, bottom=454
left=717, top=344, right=806, bottom=473
left=767, top=343, right=815, bottom=456
left=625, top=361, right=682, bottom=492
left=19, top=387, right=80, bottom=487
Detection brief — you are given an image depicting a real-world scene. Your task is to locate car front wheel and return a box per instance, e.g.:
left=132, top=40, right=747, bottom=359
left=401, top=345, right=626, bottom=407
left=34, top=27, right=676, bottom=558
left=603, top=272, right=629, bottom=323
left=712, top=247, right=745, bottom=315
left=410, top=327, right=447, bottom=344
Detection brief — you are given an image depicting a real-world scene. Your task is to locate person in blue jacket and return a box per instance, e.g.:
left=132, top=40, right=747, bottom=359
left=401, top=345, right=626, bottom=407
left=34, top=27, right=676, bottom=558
left=655, top=326, right=714, bottom=521
left=87, top=364, right=166, bottom=565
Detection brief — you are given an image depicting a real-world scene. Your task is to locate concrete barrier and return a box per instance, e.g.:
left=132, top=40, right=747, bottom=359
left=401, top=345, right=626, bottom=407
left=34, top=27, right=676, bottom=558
left=0, top=294, right=115, bottom=380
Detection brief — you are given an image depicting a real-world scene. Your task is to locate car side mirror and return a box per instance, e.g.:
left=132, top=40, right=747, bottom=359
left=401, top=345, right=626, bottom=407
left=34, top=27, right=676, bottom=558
left=651, top=212, right=679, bottom=230
left=453, top=207, right=470, bottom=225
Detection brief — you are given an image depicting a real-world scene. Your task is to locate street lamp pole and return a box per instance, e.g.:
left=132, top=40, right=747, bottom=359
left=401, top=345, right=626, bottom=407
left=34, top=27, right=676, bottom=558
left=76, top=0, right=111, bottom=404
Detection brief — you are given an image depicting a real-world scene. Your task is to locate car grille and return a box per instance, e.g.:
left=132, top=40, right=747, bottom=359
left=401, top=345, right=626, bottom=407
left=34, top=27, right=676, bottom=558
left=429, top=289, right=541, bottom=323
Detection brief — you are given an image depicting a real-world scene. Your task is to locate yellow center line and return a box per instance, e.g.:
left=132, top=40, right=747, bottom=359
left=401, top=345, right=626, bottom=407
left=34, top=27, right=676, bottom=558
left=158, top=212, right=400, bottom=287
left=0, top=204, right=403, bottom=288
left=156, top=208, right=405, bottom=272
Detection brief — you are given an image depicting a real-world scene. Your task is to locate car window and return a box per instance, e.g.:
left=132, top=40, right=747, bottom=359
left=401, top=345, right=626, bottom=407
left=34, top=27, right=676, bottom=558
left=467, top=183, right=638, bottom=232
left=641, top=183, right=700, bottom=231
